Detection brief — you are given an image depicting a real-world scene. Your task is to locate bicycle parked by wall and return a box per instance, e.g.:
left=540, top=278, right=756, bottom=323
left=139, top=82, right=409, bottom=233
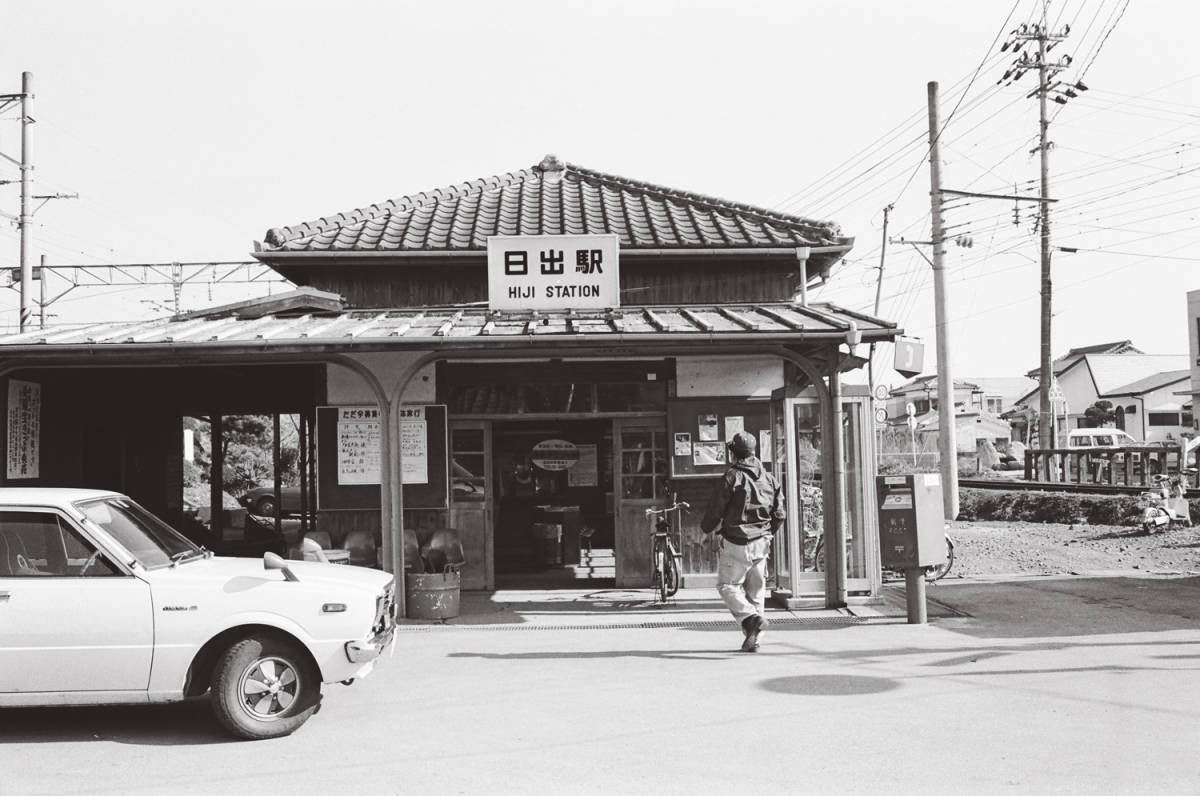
left=645, top=501, right=688, bottom=603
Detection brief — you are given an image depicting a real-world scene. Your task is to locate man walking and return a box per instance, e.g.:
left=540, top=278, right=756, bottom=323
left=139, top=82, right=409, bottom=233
left=700, top=431, right=785, bottom=652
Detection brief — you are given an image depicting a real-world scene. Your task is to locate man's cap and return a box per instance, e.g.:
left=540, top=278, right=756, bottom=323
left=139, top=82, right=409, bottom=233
left=728, top=431, right=756, bottom=458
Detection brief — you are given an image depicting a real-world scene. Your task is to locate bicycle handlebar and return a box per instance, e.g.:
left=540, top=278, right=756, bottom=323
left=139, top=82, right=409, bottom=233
left=645, top=501, right=690, bottom=517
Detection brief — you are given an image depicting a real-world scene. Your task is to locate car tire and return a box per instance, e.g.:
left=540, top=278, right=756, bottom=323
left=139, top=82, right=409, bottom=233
left=254, top=496, right=278, bottom=517
left=210, top=634, right=321, bottom=740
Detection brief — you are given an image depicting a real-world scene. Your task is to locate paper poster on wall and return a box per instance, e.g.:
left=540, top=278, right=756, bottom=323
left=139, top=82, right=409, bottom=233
left=336, top=407, right=381, bottom=485
left=399, top=406, right=429, bottom=485
left=674, top=432, right=692, bottom=456
left=6, top=379, right=40, bottom=480
left=698, top=414, right=718, bottom=441
left=759, top=430, right=772, bottom=463
left=568, top=444, right=599, bottom=487
left=724, top=415, right=745, bottom=440
left=693, top=440, right=726, bottom=466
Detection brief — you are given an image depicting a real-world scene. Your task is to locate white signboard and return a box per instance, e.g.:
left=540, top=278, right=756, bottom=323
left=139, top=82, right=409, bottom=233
left=487, top=234, right=619, bottom=310
left=530, top=438, right=579, bottom=471
left=6, top=379, right=40, bottom=479
left=398, top=406, right=429, bottom=485
left=336, top=406, right=428, bottom=485
left=337, top=407, right=381, bottom=485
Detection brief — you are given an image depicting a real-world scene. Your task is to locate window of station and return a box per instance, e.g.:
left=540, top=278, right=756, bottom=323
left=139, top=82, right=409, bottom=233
left=439, top=361, right=671, bottom=416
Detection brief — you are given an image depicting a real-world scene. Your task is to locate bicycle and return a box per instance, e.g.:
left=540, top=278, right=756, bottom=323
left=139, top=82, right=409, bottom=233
left=645, top=501, right=688, bottom=603
left=809, top=531, right=955, bottom=582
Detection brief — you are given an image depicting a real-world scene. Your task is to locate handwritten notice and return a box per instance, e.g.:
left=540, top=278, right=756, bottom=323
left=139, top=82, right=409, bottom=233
left=724, top=415, right=745, bottom=440
left=6, top=379, right=40, bottom=479
left=399, top=406, right=429, bottom=485
left=337, top=407, right=380, bottom=485
left=759, top=430, right=773, bottom=463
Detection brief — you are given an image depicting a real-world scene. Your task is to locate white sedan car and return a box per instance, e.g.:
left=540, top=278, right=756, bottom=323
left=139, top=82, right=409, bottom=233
left=0, top=488, right=395, bottom=740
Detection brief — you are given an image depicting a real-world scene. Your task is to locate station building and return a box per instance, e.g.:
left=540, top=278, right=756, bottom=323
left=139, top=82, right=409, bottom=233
left=0, top=155, right=901, bottom=611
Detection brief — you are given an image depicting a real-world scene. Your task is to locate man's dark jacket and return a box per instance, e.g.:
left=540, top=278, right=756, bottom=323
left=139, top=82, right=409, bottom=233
left=700, top=456, right=785, bottom=544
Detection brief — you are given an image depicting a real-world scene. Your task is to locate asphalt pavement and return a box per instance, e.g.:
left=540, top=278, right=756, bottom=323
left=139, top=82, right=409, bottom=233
left=3, top=571, right=1199, bottom=795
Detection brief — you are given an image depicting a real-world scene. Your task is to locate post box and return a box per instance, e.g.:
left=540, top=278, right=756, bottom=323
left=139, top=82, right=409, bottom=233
left=876, top=473, right=945, bottom=569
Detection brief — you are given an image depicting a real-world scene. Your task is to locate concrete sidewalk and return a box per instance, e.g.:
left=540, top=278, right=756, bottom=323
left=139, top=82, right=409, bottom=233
left=402, top=581, right=963, bottom=629
left=403, top=568, right=1199, bottom=630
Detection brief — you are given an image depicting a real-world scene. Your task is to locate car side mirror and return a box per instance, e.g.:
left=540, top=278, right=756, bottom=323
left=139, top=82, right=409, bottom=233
left=263, top=552, right=299, bottom=582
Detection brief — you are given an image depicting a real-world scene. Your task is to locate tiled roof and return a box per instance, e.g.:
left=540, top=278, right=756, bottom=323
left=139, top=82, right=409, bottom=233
left=1025, top=340, right=1143, bottom=378
left=1085, top=355, right=1189, bottom=394
left=1101, top=369, right=1191, bottom=398
left=256, top=155, right=851, bottom=254
left=0, top=302, right=897, bottom=352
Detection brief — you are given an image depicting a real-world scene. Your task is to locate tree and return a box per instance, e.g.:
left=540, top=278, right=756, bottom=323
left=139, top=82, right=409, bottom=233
left=1083, top=400, right=1116, bottom=428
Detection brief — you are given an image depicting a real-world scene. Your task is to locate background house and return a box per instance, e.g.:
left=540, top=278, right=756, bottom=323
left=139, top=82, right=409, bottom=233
left=884, top=375, right=1011, bottom=453
left=1100, top=370, right=1192, bottom=443
left=1012, top=348, right=1188, bottom=443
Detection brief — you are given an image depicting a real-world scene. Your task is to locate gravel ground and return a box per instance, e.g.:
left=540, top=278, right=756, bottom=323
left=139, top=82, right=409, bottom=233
left=944, top=518, right=1200, bottom=578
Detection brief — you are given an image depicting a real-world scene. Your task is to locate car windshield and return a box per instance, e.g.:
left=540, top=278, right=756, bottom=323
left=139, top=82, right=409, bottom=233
left=76, top=496, right=201, bottom=569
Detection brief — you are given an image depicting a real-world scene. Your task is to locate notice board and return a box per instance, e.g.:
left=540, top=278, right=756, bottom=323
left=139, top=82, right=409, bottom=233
left=667, top=397, right=772, bottom=478
left=316, top=404, right=448, bottom=510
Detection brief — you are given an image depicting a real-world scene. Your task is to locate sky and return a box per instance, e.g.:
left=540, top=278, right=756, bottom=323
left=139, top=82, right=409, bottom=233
left=0, top=0, right=1196, bottom=386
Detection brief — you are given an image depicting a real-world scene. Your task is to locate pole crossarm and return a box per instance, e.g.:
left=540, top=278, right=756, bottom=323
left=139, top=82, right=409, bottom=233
left=941, top=189, right=1057, bottom=203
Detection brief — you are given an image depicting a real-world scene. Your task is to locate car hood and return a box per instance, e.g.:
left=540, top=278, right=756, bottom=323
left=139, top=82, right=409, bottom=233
left=140, top=555, right=393, bottom=593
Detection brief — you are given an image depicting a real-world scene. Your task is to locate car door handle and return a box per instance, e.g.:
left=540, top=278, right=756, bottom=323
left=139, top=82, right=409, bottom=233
left=0, top=591, right=9, bottom=603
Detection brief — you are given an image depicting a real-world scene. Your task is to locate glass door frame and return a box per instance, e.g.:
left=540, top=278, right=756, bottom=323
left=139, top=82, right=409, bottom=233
left=774, top=389, right=881, bottom=601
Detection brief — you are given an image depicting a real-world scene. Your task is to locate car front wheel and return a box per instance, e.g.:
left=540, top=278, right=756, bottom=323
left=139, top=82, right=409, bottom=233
left=210, top=634, right=321, bottom=740
left=254, top=496, right=278, bottom=517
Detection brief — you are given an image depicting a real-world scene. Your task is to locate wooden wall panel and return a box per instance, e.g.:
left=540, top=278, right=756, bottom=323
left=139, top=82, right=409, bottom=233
left=279, top=257, right=801, bottom=308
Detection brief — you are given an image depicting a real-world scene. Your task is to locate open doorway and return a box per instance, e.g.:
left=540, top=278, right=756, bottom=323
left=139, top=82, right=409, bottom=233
left=492, top=419, right=614, bottom=588
left=179, top=412, right=315, bottom=557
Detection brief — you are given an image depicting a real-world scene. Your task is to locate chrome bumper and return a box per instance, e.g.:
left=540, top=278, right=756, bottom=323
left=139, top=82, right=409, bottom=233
left=345, top=626, right=395, bottom=664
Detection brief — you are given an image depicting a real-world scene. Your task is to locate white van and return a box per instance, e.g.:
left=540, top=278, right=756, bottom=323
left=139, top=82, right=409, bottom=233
left=1066, top=428, right=1137, bottom=449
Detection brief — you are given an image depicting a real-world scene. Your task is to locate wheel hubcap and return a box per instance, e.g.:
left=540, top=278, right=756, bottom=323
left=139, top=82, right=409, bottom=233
left=239, top=656, right=299, bottom=720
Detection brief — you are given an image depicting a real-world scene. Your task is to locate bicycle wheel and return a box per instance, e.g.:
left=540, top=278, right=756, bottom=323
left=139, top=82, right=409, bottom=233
left=664, top=546, right=681, bottom=597
left=655, top=558, right=668, bottom=602
left=925, top=537, right=955, bottom=582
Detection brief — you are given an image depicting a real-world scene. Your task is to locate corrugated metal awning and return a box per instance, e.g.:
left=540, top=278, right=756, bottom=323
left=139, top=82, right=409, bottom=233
left=0, top=302, right=899, bottom=354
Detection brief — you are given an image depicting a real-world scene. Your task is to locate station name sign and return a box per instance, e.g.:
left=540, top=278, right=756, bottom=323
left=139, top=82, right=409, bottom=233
left=486, top=234, right=620, bottom=310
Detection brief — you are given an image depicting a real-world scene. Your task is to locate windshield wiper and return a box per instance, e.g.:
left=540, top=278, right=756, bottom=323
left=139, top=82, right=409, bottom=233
left=169, top=549, right=204, bottom=567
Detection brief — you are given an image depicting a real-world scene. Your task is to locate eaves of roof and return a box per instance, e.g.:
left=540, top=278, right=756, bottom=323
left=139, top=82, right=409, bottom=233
left=1100, top=369, right=1191, bottom=398
left=0, top=302, right=900, bottom=357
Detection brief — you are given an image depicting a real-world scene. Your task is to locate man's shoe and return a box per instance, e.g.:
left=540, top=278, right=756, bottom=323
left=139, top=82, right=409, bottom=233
left=740, top=614, right=766, bottom=652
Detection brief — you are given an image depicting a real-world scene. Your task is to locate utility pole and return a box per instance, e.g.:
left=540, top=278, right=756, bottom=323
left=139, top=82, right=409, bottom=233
left=926, top=81, right=958, bottom=520
left=1000, top=4, right=1079, bottom=447
left=18, top=72, right=32, bottom=332
left=38, top=254, right=46, bottom=329
left=867, top=203, right=893, bottom=397
left=1035, top=6, right=1054, bottom=450
left=1, top=72, right=78, bottom=331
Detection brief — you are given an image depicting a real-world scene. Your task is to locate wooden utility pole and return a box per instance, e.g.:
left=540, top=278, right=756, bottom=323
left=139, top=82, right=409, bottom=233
left=867, top=203, right=892, bottom=396
left=1035, top=6, right=1054, bottom=449
left=18, top=72, right=32, bottom=332
left=1001, top=2, right=1075, bottom=447
left=926, top=80, right=959, bottom=520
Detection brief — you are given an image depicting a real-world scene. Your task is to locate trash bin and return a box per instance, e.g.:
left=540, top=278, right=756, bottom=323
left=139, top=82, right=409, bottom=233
left=405, top=570, right=461, bottom=620
left=531, top=522, right=562, bottom=567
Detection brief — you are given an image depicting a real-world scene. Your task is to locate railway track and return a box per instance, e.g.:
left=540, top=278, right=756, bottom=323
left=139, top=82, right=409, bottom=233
left=959, top=477, right=1200, bottom=499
